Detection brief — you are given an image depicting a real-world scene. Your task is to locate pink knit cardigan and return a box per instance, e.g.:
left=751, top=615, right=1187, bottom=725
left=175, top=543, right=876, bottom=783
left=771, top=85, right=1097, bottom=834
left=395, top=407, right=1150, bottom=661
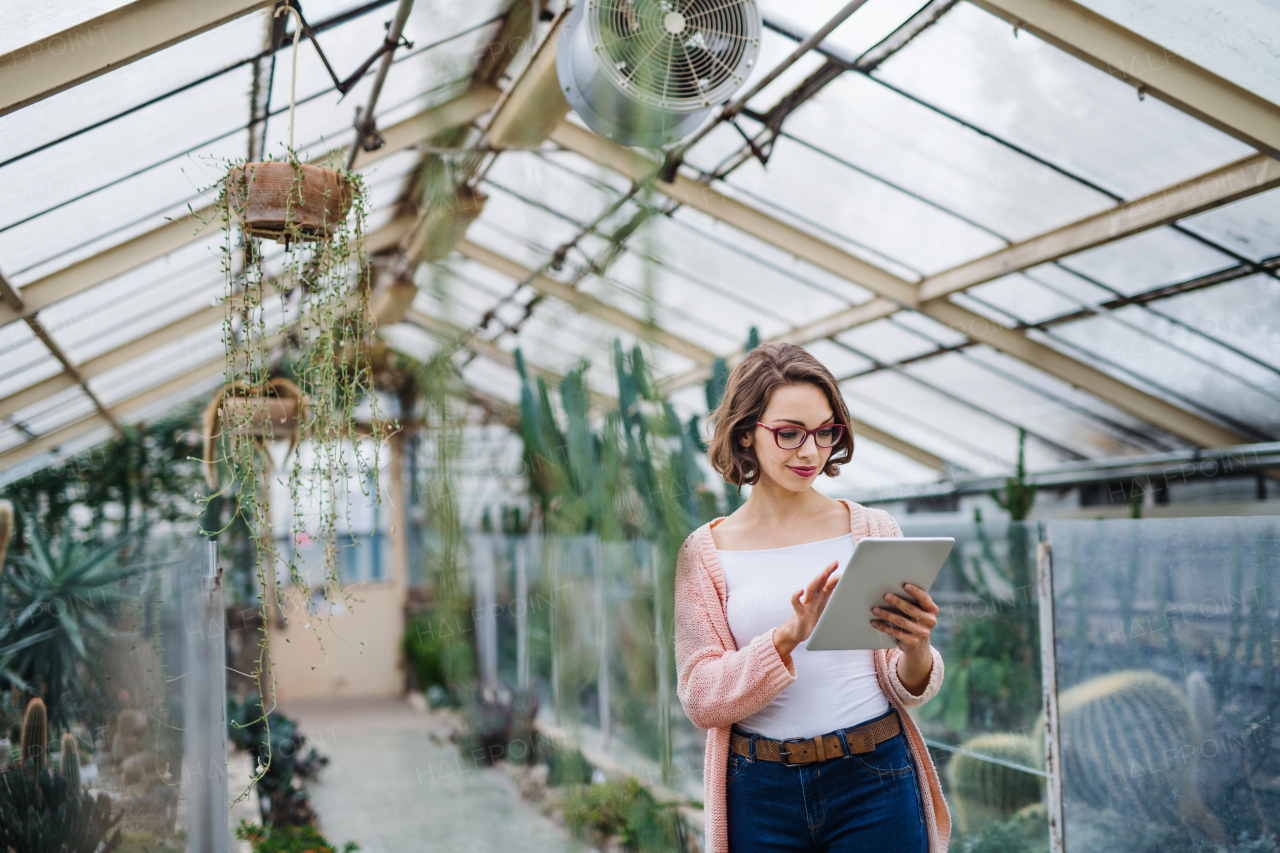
left=673, top=499, right=951, bottom=853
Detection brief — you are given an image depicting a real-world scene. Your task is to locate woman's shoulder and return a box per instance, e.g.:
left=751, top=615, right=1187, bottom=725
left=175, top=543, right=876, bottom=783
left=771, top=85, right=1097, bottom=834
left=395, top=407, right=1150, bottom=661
left=679, top=521, right=717, bottom=560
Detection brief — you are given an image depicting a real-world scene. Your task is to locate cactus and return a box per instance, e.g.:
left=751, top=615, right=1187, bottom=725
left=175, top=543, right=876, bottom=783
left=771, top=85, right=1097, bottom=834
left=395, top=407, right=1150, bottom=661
left=1045, top=670, right=1223, bottom=840
left=60, top=733, right=81, bottom=789
left=21, top=697, right=47, bottom=772
left=948, top=733, right=1041, bottom=833
left=0, top=499, right=10, bottom=614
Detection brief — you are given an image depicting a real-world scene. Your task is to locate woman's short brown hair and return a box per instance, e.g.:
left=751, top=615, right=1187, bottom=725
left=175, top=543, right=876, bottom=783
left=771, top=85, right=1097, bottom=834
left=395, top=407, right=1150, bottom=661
left=708, top=342, right=855, bottom=488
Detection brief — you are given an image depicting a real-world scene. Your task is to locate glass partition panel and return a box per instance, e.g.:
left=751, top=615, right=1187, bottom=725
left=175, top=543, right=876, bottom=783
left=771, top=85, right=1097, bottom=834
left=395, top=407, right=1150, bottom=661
left=2, top=533, right=229, bottom=852
left=899, top=518, right=1047, bottom=851
left=1047, top=517, right=1280, bottom=853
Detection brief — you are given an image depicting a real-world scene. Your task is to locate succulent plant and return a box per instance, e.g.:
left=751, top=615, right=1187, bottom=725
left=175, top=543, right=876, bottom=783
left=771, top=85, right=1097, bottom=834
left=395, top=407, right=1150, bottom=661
left=20, top=697, right=47, bottom=773
left=1044, top=670, right=1224, bottom=841
left=947, top=732, right=1041, bottom=833
left=59, top=732, right=81, bottom=789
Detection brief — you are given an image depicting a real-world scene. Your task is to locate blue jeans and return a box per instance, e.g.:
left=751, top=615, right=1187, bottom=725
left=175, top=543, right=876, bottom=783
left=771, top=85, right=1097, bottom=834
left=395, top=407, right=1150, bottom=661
left=726, top=710, right=928, bottom=853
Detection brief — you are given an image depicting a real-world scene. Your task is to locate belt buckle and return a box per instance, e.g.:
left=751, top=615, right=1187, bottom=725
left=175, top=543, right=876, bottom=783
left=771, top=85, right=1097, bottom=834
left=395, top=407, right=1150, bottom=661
left=777, top=737, right=808, bottom=767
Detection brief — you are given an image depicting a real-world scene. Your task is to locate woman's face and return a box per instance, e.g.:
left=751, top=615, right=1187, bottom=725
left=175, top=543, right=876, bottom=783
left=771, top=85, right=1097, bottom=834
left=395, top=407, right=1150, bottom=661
left=741, top=383, right=837, bottom=492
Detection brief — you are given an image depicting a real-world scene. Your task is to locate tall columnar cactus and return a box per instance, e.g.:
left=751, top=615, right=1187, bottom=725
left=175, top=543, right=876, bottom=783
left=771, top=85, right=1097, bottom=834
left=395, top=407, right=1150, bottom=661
left=948, top=733, right=1041, bottom=833
left=1046, top=670, right=1224, bottom=840
left=60, top=733, right=81, bottom=789
left=0, top=499, right=11, bottom=613
left=21, top=697, right=48, bottom=772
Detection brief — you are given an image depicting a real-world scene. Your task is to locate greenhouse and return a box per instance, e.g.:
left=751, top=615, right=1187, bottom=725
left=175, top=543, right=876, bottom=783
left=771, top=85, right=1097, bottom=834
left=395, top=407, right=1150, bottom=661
left=0, top=0, right=1278, bottom=852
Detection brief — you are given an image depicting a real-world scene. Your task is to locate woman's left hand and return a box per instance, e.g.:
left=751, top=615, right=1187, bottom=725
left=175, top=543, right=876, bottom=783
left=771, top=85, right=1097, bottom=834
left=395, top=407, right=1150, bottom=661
left=871, top=583, right=939, bottom=655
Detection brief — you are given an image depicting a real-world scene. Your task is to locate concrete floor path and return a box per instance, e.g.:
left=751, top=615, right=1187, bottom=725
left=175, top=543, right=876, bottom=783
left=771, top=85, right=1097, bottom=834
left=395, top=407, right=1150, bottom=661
left=282, top=696, right=586, bottom=853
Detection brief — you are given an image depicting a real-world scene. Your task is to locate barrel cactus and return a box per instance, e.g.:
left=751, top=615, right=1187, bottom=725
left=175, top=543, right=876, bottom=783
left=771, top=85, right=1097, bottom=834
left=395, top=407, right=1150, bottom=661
left=21, top=697, right=48, bottom=772
left=1046, top=670, right=1223, bottom=839
left=948, top=733, right=1041, bottom=833
left=60, top=733, right=81, bottom=789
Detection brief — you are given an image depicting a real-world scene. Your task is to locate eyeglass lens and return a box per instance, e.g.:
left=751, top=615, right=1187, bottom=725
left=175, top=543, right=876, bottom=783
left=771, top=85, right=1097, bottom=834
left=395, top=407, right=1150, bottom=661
left=775, top=425, right=843, bottom=449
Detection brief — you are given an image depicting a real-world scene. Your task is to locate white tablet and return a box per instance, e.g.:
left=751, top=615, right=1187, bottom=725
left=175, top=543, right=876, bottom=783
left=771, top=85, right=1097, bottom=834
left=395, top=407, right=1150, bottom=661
left=806, top=537, right=955, bottom=651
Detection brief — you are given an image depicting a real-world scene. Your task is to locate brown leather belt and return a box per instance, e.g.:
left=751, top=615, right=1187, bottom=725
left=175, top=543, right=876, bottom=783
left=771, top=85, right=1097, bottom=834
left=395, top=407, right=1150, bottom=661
left=730, top=713, right=901, bottom=766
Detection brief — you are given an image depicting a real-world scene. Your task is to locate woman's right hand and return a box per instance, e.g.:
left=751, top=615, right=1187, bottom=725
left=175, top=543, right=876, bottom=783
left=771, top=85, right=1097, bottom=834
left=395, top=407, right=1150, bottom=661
left=772, top=560, right=840, bottom=658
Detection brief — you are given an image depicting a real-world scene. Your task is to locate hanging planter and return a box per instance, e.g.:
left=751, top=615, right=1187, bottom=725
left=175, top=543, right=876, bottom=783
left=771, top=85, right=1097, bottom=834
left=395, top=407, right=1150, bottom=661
left=225, top=162, right=354, bottom=243
left=222, top=3, right=353, bottom=245
left=201, top=378, right=306, bottom=490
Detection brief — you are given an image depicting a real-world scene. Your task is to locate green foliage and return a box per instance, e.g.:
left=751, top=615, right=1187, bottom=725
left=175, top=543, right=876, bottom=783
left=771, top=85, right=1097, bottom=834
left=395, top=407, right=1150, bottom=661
left=923, top=514, right=1040, bottom=736
left=562, top=776, right=682, bottom=852
left=543, top=741, right=593, bottom=787
left=227, top=693, right=327, bottom=824
left=948, top=733, right=1041, bottom=834
left=0, top=513, right=137, bottom=728
left=402, top=615, right=446, bottom=692
left=236, top=821, right=359, bottom=853
left=0, top=402, right=205, bottom=553
left=0, top=759, right=122, bottom=853
left=990, top=429, right=1036, bottom=522
left=960, top=802, right=1048, bottom=853
left=21, top=697, right=48, bottom=772
left=514, top=339, right=719, bottom=545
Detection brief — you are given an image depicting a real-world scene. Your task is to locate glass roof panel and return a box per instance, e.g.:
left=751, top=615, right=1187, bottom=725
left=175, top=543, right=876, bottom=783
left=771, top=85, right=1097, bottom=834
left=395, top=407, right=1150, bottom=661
left=17, top=389, right=98, bottom=437
left=1074, top=0, right=1280, bottom=105
left=782, top=72, right=1113, bottom=241
left=1024, top=323, right=1276, bottom=439
left=1, top=133, right=244, bottom=281
left=1180, top=188, right=1280, bottom=263
left=1053, top=226, right=1237, bottom=296
left=874, top=2, right=1253, bottom=199
left=804, top=338, right=875, bottom=378
left=901, top=351, right=1150, bottom=459
left=460, top=355, right=523, bottom=404
left=1144, top=275, right=1280, bottom=372
left=0, top=11, right=267, bottom=161
left=962, top=345, right=1188, bottom=452
left=834, top=318, right=939, bottom=366
left=840, top=374, right=1026, bottom=475
left=723, top=137, right=1006, bottom=275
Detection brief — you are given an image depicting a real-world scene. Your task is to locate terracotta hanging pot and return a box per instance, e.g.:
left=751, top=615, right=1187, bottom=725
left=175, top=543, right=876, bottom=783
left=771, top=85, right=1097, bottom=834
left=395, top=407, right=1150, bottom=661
left=223, top=4, right=353, bottom=244
left=202, top=378, right=307, bottom=488
left=225, top=162, right=353, bottom=243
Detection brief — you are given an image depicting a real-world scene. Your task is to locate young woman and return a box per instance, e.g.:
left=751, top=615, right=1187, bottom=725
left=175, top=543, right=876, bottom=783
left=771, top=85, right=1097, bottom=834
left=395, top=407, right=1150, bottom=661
left=673, top=343, right=950, bottom=853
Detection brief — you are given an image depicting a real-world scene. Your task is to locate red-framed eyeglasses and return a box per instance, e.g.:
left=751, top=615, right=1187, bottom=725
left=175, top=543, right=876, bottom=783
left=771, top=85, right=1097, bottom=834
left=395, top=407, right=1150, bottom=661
left=756, top=422, right=846, bottom=450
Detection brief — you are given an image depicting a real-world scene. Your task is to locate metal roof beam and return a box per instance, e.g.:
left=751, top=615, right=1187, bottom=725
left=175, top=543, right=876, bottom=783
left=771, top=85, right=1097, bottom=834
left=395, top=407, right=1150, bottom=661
left=549, top=119, right=1252, bottom=448
left=0, top=0, right=274, bottom=117
left=919, top=153, right=1280, bottom=301
left=970, top=0, right=1280, bottom=158
left=456, top=239, right=719, bottom=368
left=0, top=86, right=499, bottom=330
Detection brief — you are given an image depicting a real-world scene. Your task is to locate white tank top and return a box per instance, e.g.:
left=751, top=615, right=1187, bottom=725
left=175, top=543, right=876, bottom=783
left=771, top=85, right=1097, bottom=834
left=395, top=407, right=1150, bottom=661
left=719, top=533, right=889, bottom=740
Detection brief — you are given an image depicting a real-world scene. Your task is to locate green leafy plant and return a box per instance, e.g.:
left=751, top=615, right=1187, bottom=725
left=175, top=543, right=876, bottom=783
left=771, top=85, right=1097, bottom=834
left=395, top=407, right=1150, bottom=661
left=0, top=511, right=137, bottom=728
left=562, top=776, right=682, bottom=852
left=542, top=741, right=593, bottom=787
left=0, top=759, right=122, bottom=853
left=227, top=692, right=328, bottom=825
left=236, top=821, right=359, bottom=853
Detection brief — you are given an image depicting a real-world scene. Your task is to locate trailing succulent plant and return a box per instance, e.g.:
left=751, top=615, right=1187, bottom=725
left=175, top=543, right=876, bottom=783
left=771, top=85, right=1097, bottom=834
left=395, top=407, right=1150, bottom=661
left=0, top=758, right=122, bottom=853
left=947, top=732, right=1041, bottom=834
left=1043, top=670, right=1225, bottom=842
